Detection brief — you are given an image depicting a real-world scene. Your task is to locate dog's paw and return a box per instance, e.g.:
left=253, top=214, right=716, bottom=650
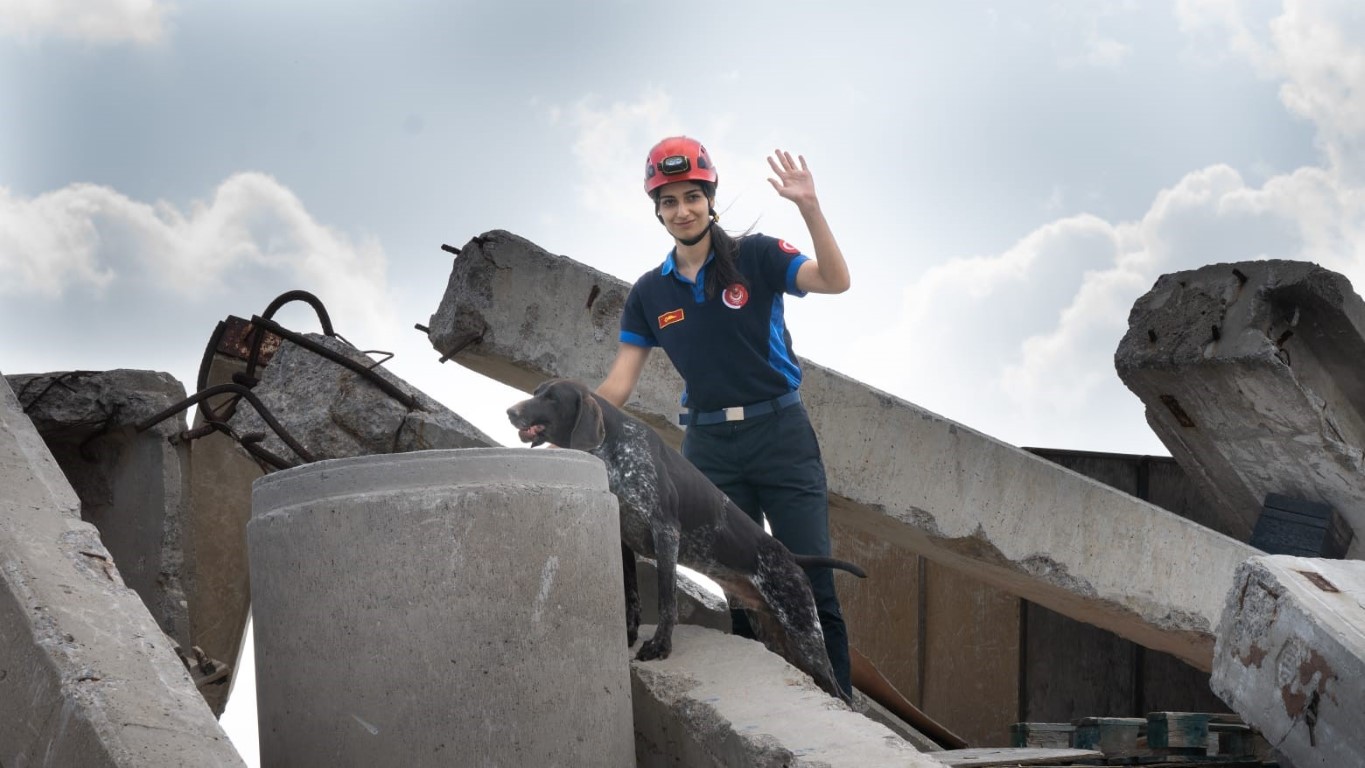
left=635, top=636, right=672, bottom=661
left=626, top=625, right=638, bottom=647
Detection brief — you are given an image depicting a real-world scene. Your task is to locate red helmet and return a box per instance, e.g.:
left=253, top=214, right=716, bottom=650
left=644, top=136, right=718, bottom=195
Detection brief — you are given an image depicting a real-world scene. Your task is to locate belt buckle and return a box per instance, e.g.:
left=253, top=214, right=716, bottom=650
left=724, top=406, right=744, bottom=422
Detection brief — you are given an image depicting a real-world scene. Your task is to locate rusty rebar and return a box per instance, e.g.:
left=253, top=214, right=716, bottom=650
left=247, top=315, right=422, bottom=411
left=133, top=383, right=314, bottom=464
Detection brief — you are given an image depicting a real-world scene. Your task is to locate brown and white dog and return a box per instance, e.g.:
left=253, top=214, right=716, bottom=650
left=507, top=378, right=864, bottom=702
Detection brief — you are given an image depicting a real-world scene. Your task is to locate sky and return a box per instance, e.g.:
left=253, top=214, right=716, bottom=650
left=3, top=0, right=1363, bottom=763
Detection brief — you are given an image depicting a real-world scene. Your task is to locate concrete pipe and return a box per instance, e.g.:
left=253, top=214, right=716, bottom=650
left=248, top=448, right=633, bottom=766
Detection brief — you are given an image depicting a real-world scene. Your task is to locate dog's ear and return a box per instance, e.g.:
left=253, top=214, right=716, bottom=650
left=567, top=386, right=606, bottom=451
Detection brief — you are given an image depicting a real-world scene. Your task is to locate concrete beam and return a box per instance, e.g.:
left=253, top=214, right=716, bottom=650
left=427, top=230, right=1260, bottom=670
left=1116, top=260, right=1365, bottom=555
left=630, top=623, right=942, bottom=767
left=0, top=374, right=244, bottom=766
left=1211, top=555, right=1365, bottom=768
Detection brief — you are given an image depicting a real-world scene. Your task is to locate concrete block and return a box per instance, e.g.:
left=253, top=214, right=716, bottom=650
left=1211, top=555, right=1365, bottom=768
left=229, top=332, right=496, bottom=465
left=6, top=370, right=194, bottom=651
left=427, top=230, right=1260, bottom=671
left=248, top=448, right=633, bottom=766
left=1115, top=260, right=1365, bottom=555
left=0, top=374, right=244, bottom=766
left=630, top=623, right=943, bottom=767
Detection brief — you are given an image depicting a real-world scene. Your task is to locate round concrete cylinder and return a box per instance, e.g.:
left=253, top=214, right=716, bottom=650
left=247, top=448, right=632, bottom=766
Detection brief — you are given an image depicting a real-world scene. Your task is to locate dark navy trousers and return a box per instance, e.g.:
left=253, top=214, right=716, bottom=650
left=681, top=401, right=851, bottom=697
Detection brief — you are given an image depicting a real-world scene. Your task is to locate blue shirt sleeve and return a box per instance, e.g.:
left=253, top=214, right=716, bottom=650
left=753, top=233, right=809, bottom=297
left=620, top=280, right=659, bottom=347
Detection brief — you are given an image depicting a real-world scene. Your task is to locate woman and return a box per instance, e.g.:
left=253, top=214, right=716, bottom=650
left=596, top=136, right=854, bottom=695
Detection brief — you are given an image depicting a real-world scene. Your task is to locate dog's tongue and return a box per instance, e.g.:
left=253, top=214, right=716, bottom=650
left=518, top=425, right=544, bottom=443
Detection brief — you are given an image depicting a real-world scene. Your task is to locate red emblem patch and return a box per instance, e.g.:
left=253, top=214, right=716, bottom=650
left=777, top=239, right=800, bottom=254
left=722, top=284, right=749, bottom=309
left=658, top=308, right=685, bottom=329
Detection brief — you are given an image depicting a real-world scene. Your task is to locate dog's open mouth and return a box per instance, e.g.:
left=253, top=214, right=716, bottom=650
left=516, top=423, right=547, bottom=446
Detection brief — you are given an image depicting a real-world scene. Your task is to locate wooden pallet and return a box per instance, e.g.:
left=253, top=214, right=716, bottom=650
left=1009, top=711, right=1272, bottom=766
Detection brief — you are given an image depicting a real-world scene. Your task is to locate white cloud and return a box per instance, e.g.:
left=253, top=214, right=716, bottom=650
left=1050, top=0, right=1136, bottom=69
left=1180, top=0, right=1365, bottom=180
left=0, top=0, right=173, bottom=44
left=0, top=172, right=398, bottom=352
left=839, top=0, right=1365, bottom=454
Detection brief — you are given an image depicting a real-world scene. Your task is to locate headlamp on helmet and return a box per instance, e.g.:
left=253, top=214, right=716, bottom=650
left=644, top=136, right=718, bottom=195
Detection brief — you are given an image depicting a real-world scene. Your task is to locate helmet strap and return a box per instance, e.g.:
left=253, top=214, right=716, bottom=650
left=676, top=221, right=712, bottom=247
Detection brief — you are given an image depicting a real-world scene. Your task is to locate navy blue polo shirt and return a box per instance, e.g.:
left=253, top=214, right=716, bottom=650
left=620, top=233, right=810, bottom=411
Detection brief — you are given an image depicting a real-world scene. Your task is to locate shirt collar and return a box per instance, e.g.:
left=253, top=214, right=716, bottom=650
left=662, top=248, right=715, bottom=282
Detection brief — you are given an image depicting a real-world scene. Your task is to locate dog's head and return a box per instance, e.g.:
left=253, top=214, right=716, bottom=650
left=506, top=378, right=606, bottom=451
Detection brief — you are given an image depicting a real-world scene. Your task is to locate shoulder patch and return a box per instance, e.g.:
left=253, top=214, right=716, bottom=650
left=777, top=239, right=800, bottom=254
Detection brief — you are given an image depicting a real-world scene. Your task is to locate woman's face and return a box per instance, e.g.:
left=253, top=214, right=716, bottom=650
left=655, top=181, right=712, bottom=243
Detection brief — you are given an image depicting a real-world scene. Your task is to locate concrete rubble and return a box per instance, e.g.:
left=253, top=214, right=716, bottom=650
left=0, top=373, right=244, bottom=766
left=630, top=623, right=943, bottom=767
left=6, top=370, right=194, bottom=653
left=228, top=332, right=496, bottom=462
left=1212, top=555, right=1365, bottom=768
left=426, top=229, right=1260, bottom=671
left=1116, top=260, right=1364, bottom=557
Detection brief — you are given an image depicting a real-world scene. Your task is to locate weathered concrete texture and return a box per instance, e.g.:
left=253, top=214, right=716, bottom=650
left=0, top=374, right=244, bottom=766
left=427, top=230, right=1260, bottom=671
left=630, top=623, right=942, bottom=767
left=1116, top=260, right=1365, bottom=555
left=229, top=332, right=495, bottom=464
left=1211, top=555, right=1365, bottom=768
left=6, top=370, right=195, bottom=652
left=249, top=448, right=633, bottom=766
left=184, top=344, right=267, bottom=715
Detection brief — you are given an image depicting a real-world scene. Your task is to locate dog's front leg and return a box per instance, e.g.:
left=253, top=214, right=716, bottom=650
left=622, top=541, right=640, bottom=647
left=635, top=526, right=679, bottom=661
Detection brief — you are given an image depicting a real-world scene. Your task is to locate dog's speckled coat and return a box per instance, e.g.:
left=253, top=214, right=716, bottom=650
left=508, top=378, right=864, bottom=702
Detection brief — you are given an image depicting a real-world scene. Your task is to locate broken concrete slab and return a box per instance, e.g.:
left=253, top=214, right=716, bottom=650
left=229, top=332, right=497, bottom=464
left=1211, top=555, right=1365, bottom=768
left=6, top=370, right=195, bottom=652
left=0, top=374, right=244, bottom=766
left=630, top=623, right=943, bottom=767
left=427, top=230, right=1260, bottom=671
left=1115, top=260, right=1365, bottom=556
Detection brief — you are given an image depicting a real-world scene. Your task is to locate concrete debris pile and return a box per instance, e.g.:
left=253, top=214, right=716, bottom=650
left=6, top=243, right=1365, bottom=766
left=0, top=373, right=245, bottom=767
left=226, top=331, right=495, bottom=463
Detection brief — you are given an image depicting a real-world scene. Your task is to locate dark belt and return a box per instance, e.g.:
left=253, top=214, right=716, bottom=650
left=679, top=391, right=802, bottom=427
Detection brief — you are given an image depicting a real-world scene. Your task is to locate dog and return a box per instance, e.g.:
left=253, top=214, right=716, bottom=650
left=507, top=378, right=865, bottom=702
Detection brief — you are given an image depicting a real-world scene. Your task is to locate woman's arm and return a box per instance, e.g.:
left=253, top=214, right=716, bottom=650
left=596, top=343, right=652, bottom=407
left=768, top=149, right=851, bottom=295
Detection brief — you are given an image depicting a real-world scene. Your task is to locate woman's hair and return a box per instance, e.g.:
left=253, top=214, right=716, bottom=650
left=654, top=181, right=749, bottom=299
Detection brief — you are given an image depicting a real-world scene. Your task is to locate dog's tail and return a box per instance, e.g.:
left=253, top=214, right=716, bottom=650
left=793, top=554, right=867, bottom=578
